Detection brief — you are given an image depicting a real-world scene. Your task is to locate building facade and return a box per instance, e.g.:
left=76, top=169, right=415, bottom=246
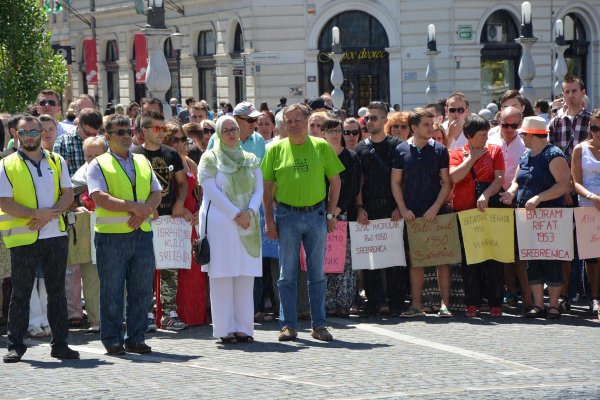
left=54, top=0, right=600, bottom=113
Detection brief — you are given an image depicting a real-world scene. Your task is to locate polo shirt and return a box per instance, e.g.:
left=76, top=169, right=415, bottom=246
left=207, top=131, right=266, bottom=161
left=487, top=134, right=527, bottom=190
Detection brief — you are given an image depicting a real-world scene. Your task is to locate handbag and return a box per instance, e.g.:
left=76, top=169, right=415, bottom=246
left=470, top=168, right=502, bottom=208
left=193, top=201, right=211, bottom=265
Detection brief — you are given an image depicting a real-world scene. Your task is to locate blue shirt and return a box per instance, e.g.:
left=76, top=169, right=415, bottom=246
left=207, top=131, right=266, bottom=161
left=516, top=144, right=566, bottom=208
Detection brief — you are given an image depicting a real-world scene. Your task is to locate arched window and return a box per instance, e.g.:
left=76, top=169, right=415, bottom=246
left=105, top=40, right=119, bottom=104
left=163, top=37, right=179, bottom=103
left=196, top=30, right=217, bottom=110
left=480, top=10, right=522, bottom=106
left=563, top=13, right=589, bottom=85
left=318, top=11, right=390, bottom=114
left=232, top=23, right=245, bottom=104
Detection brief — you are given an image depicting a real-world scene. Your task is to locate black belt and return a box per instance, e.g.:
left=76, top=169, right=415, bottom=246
left=278, top=201, right=323, bottom=213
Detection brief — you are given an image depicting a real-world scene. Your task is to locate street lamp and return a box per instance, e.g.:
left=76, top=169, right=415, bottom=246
left=515, top=1, right=537, bottom=102
left=171, top=31, right=183, bottom=104
left=553, top=19, right=569, bottom=97
left=425, top=24, right=440, bottom=104
left=147, top=0, right=166, bottom=29
left=329, top=27, right=344, bottom=109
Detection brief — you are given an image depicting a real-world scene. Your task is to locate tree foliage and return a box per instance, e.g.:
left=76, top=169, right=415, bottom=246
left=0, top=0, right=69, bottom=113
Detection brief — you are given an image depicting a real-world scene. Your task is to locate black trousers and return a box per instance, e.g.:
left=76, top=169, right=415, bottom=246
left=461, top=259, right=504, bottom=308
left=7, top=236, right=69, bottom=354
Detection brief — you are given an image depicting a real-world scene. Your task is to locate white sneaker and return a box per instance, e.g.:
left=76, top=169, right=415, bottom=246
left=591, top=299, right=599, bottom=315
left=147, top=317, right=157, bottom=332
left=160, top=315, right=188, bottom=331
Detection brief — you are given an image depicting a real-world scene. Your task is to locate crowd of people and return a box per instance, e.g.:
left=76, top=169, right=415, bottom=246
left=1, top=74, right=599, bottom=363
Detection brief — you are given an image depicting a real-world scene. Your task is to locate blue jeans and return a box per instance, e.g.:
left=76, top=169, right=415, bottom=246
left=95, top=229, right=155, bottom=349
left=276, top=202, right=327, bottom=329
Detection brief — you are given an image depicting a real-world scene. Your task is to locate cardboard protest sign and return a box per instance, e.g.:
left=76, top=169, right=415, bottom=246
left=458, top=208, right=515, bottom=264
left=67, top=212, right=92, bottom=265
left=574, top=207, right=600, bottom=260
left=515, top=208, right=573, bottom=261
left=349, top=218, right=406, bottom=270
left=260, top=207, right=279, bottom=259
left=0, top=240, right=10, bottom=280
left=406, top=213, right=462, bottom=267
left=151, top=216, right=193, bottom=269
left=300, top=221, right=348, bottom=273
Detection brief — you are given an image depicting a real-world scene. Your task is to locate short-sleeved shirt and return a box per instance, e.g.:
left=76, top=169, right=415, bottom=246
left=549, top=109, right=590, bottom=163
left=487, top=135, right=527, bottom=190
left=0, top=151, right=72, bottom=239
left=261, top=136, right=344, bottom=207
left=449, top=144, right=505, bottom=211
left=355, top=136, right=401, bottom=218
left=132, top=144, right=184, bottom=216
left=53, top=130, right=85, bottom=177
left=208, top=131, right=266, bottom=161
left=87, top=150, right=162, bottom=196
left=516, top=144, right=566, bottom=208
left=392, top=138, right=449, bottom=217
left=57, top=121, right=76, bottom=138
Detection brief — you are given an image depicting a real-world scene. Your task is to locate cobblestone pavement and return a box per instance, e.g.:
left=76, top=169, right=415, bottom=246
left=1, top=303, right=600, bottom=399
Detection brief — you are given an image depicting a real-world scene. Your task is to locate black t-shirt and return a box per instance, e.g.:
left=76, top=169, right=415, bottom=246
left=132, top=144, right=183, bottom=215
left=355, top=136, right=401, bottom=218
left=188, top=145, right=202, bottom=165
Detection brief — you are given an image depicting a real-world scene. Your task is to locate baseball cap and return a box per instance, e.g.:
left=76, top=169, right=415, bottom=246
left=233, top=101, right=261, bottom=117
left=307, top=97, right=333, bottom=111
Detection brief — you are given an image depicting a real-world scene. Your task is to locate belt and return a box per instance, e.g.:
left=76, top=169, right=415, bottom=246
left=277, top=201, right=323, bottom=213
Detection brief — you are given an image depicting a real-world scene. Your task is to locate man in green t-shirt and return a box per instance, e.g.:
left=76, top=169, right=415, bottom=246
left=262, top=103, right=344, bottom=342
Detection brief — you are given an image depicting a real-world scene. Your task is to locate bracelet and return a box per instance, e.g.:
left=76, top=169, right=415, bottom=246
left=247, top=208, right=256, bottom=218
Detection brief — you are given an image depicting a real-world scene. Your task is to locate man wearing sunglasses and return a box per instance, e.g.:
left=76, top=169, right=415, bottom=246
left=87, top=114, right=162, bottom=355
left=133, top=111, right=192, bottom=331
left=488, top=90, right=526, bottom=140
left=36, top=90, right=77, bottom=139
left=0, top=115, right=79, bottom=362
left=443, top=92, right=471, bottom=150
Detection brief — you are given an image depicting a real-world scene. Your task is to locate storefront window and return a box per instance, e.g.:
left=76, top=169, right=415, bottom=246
left=197, top=30, right=217, bottom=109
left=105, top=40, right=119, bottom=104
left=564, top=13, right=588, bottom=86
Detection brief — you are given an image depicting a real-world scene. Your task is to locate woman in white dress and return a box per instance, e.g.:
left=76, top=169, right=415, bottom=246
left=198, top=115, right=263, bottom=344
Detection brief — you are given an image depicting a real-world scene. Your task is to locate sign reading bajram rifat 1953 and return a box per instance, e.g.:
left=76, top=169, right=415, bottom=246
left=349, top=218, right=406, bottom=270
left=516, top=208, right=574, bottom=261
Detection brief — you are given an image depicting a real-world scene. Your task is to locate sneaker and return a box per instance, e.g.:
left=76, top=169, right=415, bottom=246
left=105, top=344, right=126, bottom=356
left=147, top=317, right=157, bottom=333
left=490, top=307, right=503, bottom=318
left=311, top=326, right=333, bottom=342
left=465, top=305, right=478, bottom=318
left=50, top=346, right=80, bottom=360
left=591, top=298, right=599, bottom=315
left=124, top=341, right=152, bottom=354
left=3, top=349, right=23, bottom=363
left=161, top=315, right=188, bottom=331
left=278, top=326, right=298, bottom=341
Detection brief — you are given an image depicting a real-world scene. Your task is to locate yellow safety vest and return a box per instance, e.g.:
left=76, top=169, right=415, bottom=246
left=94, top=152, right=153, bottom=233
left=0, top=150, right=65, bottom=249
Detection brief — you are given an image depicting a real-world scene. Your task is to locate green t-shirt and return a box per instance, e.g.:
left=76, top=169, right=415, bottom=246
left=261, top=136, right=345, bottom=207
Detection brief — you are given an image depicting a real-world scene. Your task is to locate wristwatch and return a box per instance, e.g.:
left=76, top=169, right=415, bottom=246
left=587, top=192, right=594, bottom=200
left=326, top=213, right=337, bottom=221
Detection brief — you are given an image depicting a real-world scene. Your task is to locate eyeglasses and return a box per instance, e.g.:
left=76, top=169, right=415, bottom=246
left=203, top=128, right=215, bottom=135
left=391, top=124, right=408, bottom=130
left=147, top=125, right=167, bottom=133
left=108, top=128, right=133, bottom=136
left=172, top=136, right=187, bottom=143
left=236, top=116, right=257, bottom=124
left=80, top=125, right=99, bottom=137
left=343, top=129, right=360, bottom=136
left=364, top=116, right=380, bottom=122
left=501, top=123, right=520, bottom=130
left=221, top=127, right=239, bottom=136
left=448, top=107, right=466, bottom=114
left=18, top=129, right=41, bottom=137
left=38, top=99, right=57, bottom=107
left=590, top=125, right=600, bottom=133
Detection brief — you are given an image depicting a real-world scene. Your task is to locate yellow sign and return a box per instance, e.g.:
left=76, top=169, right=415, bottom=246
left=458, top=208, right=515, bottom=265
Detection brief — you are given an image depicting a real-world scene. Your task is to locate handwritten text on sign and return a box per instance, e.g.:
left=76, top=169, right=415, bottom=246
left=574, top=207, right=600, bottom=260
left=458, top=208, right=515, bottom=264
left=349, top=219, right=406, bottom=270
left=301, top=221, right=347, bottom=273
left=151, top=216, right=192, bottom=269
left=406, top=214, right=462, bottom=267
left=515, top=208, right=573, bottom=260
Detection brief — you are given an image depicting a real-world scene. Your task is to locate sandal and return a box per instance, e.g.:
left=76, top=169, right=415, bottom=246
left=400, top=307, right=425, bottom=318
left=438, top=307, right=453, bottom=318
left=546, top=306, right=561, bottom=320
left=525, top=305, right=546, bottom=319
left=219, top=336, right=237, bottom=344
left=234, top=334, right=254, bottom=343
left=349, top=305, right=360, bottom=316
left=69, top=317, right=83, bottom=328
left=28, top=326, right=47, bottom=338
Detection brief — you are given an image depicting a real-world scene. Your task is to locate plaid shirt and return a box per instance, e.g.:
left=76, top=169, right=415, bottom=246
left=548, top=108, right=591, bottom=163
left=53, top=130, right=85, bottom=177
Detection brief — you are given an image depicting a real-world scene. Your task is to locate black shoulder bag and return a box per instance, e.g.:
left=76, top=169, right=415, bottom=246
left=193, top=201, right=211, bottom=265
left=464, top=149, right=502, bottom=208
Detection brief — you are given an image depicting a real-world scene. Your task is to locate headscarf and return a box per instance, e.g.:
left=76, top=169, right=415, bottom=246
left=199, top=115, right=261, bottom=257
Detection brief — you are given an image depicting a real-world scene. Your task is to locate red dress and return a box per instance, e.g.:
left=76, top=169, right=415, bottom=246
left=155, top=162, right=208, bottom=326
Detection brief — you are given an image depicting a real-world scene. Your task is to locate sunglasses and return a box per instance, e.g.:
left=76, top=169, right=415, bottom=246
left=591, top=125, right=600, bottom=133
left=501, top=123, right=520, bottom=130
left=38, top=99, right=57, bottom=107
left=108, top=128, right=133, bottom=136
left=237, top=116, right=257, bottom=124
left=221, top=127, right=239, bottom=136
left=343, top=129, right=360, bottom=136
left=364, top=116, right=380, bottom=122
left=147, top=125, right=167, bottom=133
left=172, top=136, right=187, bottom=143
left=203, top=128, right=215, bottom=135
left=18, top=129, right=41, bottom=137
left=391, top=124, right=408, bottom=130
left=448, top=107, right=466, bottom=114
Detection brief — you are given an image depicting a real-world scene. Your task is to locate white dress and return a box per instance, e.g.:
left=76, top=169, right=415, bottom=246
left=199, top=167, right=263, bottom=278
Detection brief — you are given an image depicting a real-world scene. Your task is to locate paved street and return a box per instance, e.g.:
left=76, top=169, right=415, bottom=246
left=1, top=303, right=600, bottom=399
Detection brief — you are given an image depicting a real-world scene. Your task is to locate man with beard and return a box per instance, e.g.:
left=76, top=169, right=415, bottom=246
left=0, top=115, right=78, bottom=362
